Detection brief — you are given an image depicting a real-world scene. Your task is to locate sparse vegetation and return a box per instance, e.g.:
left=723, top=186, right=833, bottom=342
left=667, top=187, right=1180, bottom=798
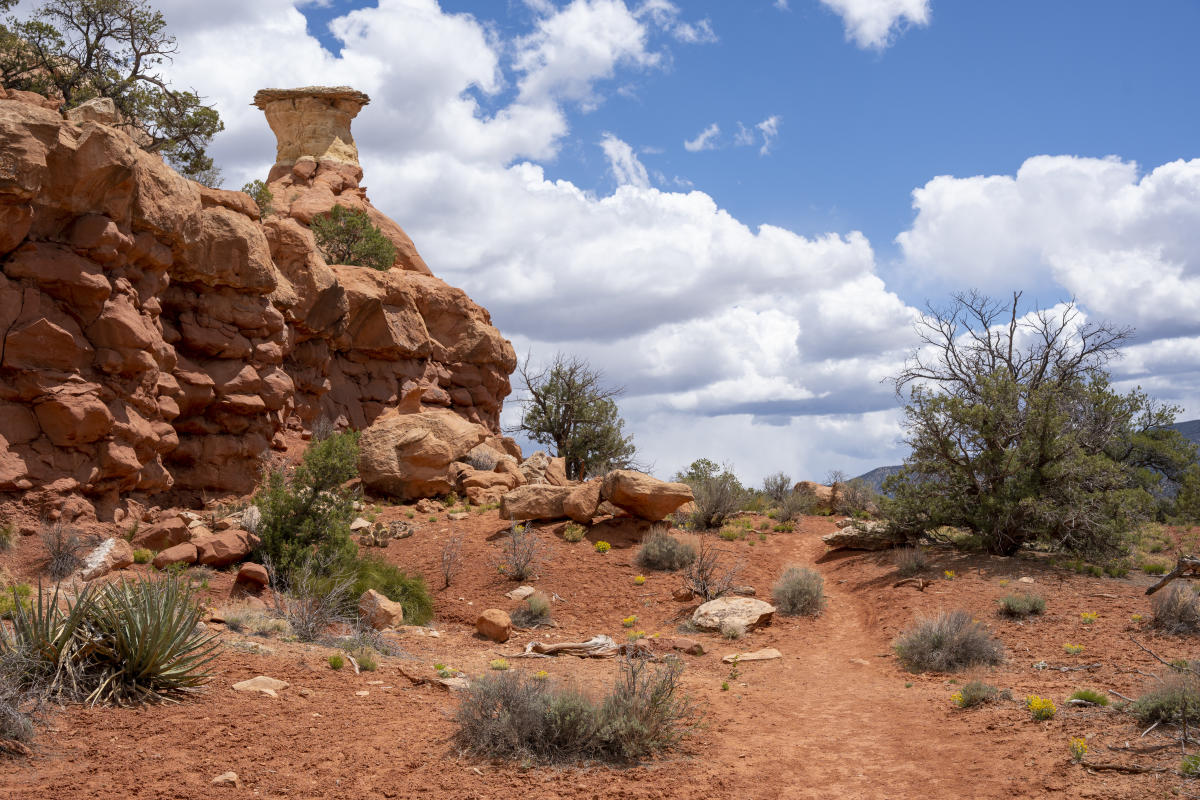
left=132, top=548, right=152, bottom=565
left=893, top=610, right=1004, bottom=672
left=772, top=566, right=824, bottom=616
left=41, top=525, right=85, bottom=580
left=1151, top=583, right=1200, bottom=634
left=311, top=205, right=396, bottom=270
left=0, top=522, right=13, bottom=552
left=677, top=459, right=744, bottom=530
left=267, top=553, right=355, bottom=643
left=1026, top=695, right=1056, bottom=720
left=240, top=179, right=273, bottom=216
left=452, top=656, right=697, bottom=763
left=682, top=539, right=743, bottom=602
left=761, top=472, right=792, bottom=505
left=1068, top=688, right=1108, bottom=706
left=440, top=535, right=464, bottom=589
left=594, top=540, right=611, bottom=554
left=636, top=529, right=696, bottom=572
left=1132, top=665, right=1200, bottom=726
left=893, top=546, right=928, bottom=577
left=489, top=658, right=509, bottom=671
left=350, top=554, right=433, bottom=626
left=951, top=680, right=1000, bottom=708
left=511, top=592, right=552, bottom=629
left=328, top=654, right=344, bottom=670
left=0, top=583, right=32, bottom=619
left=496, top=523, right=545, bottom=581
left=998, top=593, right=1045, bottom=618
left=563, top=523, right=586, bottom=543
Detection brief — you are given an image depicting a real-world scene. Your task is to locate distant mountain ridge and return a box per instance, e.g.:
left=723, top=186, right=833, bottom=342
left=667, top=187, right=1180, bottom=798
left=852, top=419, right=1200, bottom=494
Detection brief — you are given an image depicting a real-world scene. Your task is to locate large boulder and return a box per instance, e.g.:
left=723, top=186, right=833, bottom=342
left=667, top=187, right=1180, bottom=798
left=192, top=529, right=255, bottom=567
left=476, top=609, right=512, bottom=643
left=692, top=597, right=776, bottom=633
left=563, top=479, right=602, bottom=524
left=500, top=484, right=574, bottom=521
left=152, top=542, right=197, bottom=569
left=132, top=517, right=191, bottom=551
left=357, top=406, right=490, bottom=500
left=821, top=520, right=905, bottom=551
left=602, top=470, right=694, bottom=522
left=358, top=589, right=405, bottom=630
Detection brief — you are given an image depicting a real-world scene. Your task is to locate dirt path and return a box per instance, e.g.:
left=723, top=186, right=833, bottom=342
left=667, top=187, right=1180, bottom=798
left=697, top=533, right=1019, bottom=799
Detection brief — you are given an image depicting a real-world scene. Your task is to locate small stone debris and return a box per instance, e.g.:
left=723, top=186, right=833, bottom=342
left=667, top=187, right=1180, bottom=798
left=211, top=772, right=242, bottom=788
left=1018, top=576, right=1035, bottom=584
left=354, top=690, right=370, bottom=697
left=722, top=648, right=782, bottom=664
left=231, top=676, right=289, bottom=697
left=448, top=512, right=469, bottom=521
left=505, top=585, right=537, bottom=601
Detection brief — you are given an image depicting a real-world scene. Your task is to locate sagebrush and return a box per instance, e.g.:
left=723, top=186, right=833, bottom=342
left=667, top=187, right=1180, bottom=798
left=893, top=610, right=1004, bottom=672
left=772, top=566, right=824, bottom=616
left=635, top=529, right=696, bottom=572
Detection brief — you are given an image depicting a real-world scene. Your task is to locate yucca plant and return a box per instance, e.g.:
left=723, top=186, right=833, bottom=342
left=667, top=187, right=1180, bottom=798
left=0, top=582, right=98, bottom=698
left=82, top=575, right=218, bottom=706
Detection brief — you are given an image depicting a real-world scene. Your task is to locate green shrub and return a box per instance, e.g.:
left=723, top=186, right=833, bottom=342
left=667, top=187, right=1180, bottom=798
left=0, top=522, right=14, bottom=552
left=328, top=654, right=344, bottom=670
left=350, top=555, right=433, bottom=626
left=511, top=592, right=552, bottom=629
left=1132, top=667, right=1200, bottom=726
left=761, top=472, right=792, bottom=505
left=310, top=205, right=396, bottom=270
left=240, top=179, right=274, bottom=217
left=1151, top=583, right=1200, bottom=634
left=352, top=648, right=378, bottom=672
left=1068, top=688, right=1109, bottom=706
left=772, top=566, right=824, bottom=616
left=1183, top=753, right=1200, bottom=777
left=894, top=610, right=1005, bottom=673
left=893, top=547, right=928, bottom=577
left=1026, top=695, right=1056, bottom=720
left=253, top=429, right=360, bottom=583
left=1142, top=561, right=1169, bottom=575
left=1, top=576, right=216, bottom=706
left=562, top=523, right=586, bottom=543
left=452, top=656, right=697, bottom=763
left=132, top=548, right=153, bottom=565
left=0, top=584, right=32, bottom=619
left=675, top=460, right=744, bottom=530
left=998, top=593, right=1045, bottom=618
left=717, top=528, right=741, bottom=542
left=635, top=529, right=696, bottom=572
left=952, top=680, right=1000, bottom=708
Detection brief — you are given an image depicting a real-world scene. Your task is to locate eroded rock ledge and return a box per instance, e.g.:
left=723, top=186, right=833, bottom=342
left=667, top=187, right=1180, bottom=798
left=0, top=86, right=515, bottom=521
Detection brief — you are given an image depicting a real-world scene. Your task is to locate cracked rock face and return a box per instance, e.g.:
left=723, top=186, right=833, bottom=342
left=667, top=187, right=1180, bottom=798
left=0, top=86, right=515, bottom=521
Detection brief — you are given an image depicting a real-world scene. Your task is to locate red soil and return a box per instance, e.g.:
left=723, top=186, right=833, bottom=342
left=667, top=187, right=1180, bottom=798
left=1, top=509, right=1195, bottom=799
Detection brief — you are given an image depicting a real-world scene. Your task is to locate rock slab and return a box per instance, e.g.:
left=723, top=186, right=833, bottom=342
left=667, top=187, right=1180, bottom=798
left=692, top=597, right=776, bottom=633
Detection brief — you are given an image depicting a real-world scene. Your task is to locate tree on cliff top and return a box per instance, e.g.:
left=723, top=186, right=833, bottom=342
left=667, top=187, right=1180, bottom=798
left=310, top=205, right=397, bottom=270
left=511, top=353, right=637, bottom=481
left=0, top=0, right=223, bottom=179
left=882, top=291, right=1196, bottom=558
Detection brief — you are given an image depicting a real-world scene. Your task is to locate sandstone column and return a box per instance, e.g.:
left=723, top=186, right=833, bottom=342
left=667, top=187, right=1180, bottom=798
left=252, top=86, right=370, bottom=169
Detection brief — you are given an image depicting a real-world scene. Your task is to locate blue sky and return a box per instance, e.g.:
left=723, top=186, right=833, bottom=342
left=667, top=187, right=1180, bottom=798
left=293, top=0, right=1200, bottom=293
left=130, top=0, right=1200, bottom=481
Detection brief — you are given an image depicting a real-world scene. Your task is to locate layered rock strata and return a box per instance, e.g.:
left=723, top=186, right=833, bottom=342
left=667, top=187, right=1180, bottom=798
left=0, top=86, right=515, bottom=519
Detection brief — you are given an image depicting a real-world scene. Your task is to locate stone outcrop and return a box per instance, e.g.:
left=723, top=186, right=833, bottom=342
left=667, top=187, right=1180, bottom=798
left=358, top=401, right=490, bottom=500
left=0, top=86, right=515, bottom=517
left=500, top=483, right=574, bottom=521
left=821, top=519, right=906, bottom=551
left=601, top=470, right=693, bottom=521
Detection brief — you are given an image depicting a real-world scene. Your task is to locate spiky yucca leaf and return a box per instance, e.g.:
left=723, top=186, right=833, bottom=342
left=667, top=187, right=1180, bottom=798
left=0, top=582, right=98, bottom=698
left=84, top=575, right=218, bottom=706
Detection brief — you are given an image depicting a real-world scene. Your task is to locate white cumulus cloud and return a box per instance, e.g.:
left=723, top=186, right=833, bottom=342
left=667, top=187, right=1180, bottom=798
left=819, top=0, right=931, bottom=50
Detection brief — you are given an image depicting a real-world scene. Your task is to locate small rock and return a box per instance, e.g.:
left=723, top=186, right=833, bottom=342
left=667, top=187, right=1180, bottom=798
left=722, top=648, right=782, bottom=663
left=476, top=608, right=512, bottom=642
left=234, top=562, right=269, bottom=589
left=1018, top=577, right=1035, bottom=584
left=232, top=676, right=289, bottom=697
left=355, top=690, right=369, bottom=697
left=437, top=677, right=470, bottom=691
left=448, top=512, right=469, bottom=521
left=349, top=517, right=372, bottom=532
left=731, top=585, right=756, bottom=596
left=849, top=658, right=870, bottom=666
left=505, top=585, right=537, bottom=601
left=211, top=772, right=242, bottom=789
left=298, top=688, right=313, bottom=698
left=672, top=587, right=695, bottom=602
left=79, top=537, right=135, bottom=581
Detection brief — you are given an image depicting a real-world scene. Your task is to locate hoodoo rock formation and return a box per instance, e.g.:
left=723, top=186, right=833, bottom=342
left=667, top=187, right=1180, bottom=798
left=0, top=85, right=515, bottom=521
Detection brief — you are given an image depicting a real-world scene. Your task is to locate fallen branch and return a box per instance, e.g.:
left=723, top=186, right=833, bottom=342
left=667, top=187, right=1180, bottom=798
left=1106, top=742, right=1172, bottom=754
left=1081, top=760, right=1167, bottom=774
left=1130, top=636, right=1198, bottom=675
left=1108, top=689, right=1135, bottom=702
left=1145, top=555, right=1200, bottom=596
left=508, top=634, right=654, bottom=660
left=1034, top=661, right=1102, bottom=672
left=892, top=577, right=930, bottom=591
